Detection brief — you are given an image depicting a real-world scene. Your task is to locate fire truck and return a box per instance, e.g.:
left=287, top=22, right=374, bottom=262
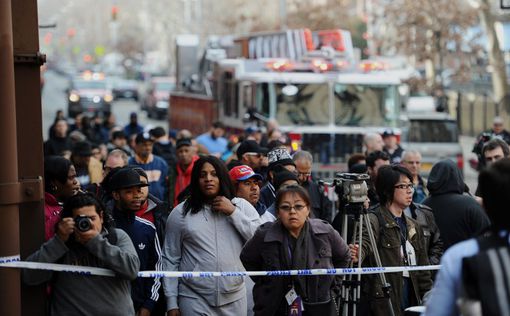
left=170, top=29, right=403, bottom=178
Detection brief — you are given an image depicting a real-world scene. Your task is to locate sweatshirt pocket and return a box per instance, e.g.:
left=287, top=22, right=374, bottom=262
left=181, top=262, right=215, bottom=294
left=218, top=265, right=244, bottom=294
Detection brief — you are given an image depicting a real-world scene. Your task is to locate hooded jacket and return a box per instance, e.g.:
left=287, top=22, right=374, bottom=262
left=113, top=207, right=162, bottom=312
left=422, top=160, right=490, bottom=250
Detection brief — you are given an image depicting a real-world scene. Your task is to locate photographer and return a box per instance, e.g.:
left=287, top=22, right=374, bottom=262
left=23, top=193, right=140, bottom=316
left=472, top=117, right=510, bottom=170
left=350, top=165, right=432, bottom=316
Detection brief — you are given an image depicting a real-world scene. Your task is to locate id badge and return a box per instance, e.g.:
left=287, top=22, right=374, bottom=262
left=288, top=296, right=303, bottom=316
left=285, top=287, right=298, bottom=305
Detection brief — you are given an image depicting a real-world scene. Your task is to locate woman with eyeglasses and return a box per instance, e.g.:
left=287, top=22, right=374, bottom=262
left=349, top=165, right=432, bottom=316
left=240, top=185, right=350, bottom=316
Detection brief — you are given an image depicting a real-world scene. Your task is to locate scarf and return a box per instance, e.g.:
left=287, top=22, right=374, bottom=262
left=283, top=220, right=309, bottom=298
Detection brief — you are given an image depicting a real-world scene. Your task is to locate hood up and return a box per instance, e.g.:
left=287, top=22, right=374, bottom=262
left=427, top=159, right=464, bottom=195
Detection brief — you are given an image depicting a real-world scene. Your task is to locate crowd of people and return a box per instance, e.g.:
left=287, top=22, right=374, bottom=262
left=24, top=109, right=510, bottom=315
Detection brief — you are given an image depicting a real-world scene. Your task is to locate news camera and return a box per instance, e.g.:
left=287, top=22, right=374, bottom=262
left=332, top=172, right=369, bottom=205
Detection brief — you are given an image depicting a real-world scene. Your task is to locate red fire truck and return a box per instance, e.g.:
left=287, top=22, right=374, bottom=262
left=170, top=29, right=403, bottom=178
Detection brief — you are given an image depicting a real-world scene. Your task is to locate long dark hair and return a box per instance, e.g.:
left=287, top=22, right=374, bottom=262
left=60, top=192, right=117, bottom=244
left=183, top=156, right=235, bottom=215
left=44, top=156, right=72, bottom=193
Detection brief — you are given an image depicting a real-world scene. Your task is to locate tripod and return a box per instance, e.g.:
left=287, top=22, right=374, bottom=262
left=340, top=203, right=395, bottom=316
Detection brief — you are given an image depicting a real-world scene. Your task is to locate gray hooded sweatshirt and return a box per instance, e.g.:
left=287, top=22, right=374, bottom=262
left=23, top=229, right=140, bottom=316
left=163, top=197, right=261, bottom=312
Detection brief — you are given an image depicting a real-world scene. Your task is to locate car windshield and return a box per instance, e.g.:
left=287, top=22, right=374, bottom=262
left=254, top=82, right=399, bottom=126
left=407, top=119, right=458, bottom=142
left=73, top=80, right=107, bottom=90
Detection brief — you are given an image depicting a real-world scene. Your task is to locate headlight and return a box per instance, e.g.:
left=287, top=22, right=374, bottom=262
left=69, top=93, right=80, bottom=102
left=156, top=100, right=168, bottom=109
left=103, top=94, right=113, bottom=102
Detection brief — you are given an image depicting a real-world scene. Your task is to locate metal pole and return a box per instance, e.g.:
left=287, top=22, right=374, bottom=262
left=11, top=0, right=46, bottom=314
left=0, top=0, right=21, bottom=315
left=483, top=92, right=488, bottom=131
left=470, top=99, right=475, bottom=136
left=456, top=91, right=462, bottom=134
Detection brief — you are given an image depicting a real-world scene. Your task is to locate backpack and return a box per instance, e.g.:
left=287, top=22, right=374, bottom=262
left=461, top=232, right=510, bottom=316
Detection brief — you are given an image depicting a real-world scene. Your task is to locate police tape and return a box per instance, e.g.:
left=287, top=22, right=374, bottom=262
left=0, top=255, right=440, bottom=278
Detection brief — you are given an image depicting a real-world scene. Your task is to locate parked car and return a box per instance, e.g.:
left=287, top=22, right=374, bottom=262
left=140, top=77, right=175, bottom=119
left=67, top=72, right=113, bottom=118
left=400, top=112, right=463, bottom=177
left=109, top=77, right=139, bottom=101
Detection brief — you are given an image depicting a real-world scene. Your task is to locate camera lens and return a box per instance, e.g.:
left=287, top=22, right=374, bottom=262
left=75, top=216, right=91, bottom=232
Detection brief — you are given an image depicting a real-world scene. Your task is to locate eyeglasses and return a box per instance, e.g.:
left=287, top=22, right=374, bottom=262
left=394, top=183, right=414, bottom=190
left=279, top=204, right=307, bottom=212
left=404, top=161, right=420, bottom=165
left=244, top=152, right=262, bottom=158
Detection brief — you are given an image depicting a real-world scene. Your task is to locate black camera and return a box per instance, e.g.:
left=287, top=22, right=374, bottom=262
left=333, top=172, right=370, bottom=204
left=75, top=215, right=92, bottom=232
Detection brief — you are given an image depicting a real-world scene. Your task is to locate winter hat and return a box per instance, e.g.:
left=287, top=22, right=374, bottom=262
left=273, top=169, right=299, bottom=191
left=267, top=147, right=295, bottom=170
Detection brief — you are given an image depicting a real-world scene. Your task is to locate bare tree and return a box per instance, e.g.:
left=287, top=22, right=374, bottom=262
left=380, top=0, right=479, bottom=89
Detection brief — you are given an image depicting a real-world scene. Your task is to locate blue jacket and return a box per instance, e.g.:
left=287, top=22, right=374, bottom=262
left=113, top=208, right=162, bottom=312
left=129, top=154, right=169, bottom=202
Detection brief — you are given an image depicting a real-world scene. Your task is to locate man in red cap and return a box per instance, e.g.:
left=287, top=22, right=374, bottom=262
left=229, top=165, right=275, bottom=223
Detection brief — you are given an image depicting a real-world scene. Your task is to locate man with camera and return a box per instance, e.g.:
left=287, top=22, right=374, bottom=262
left=109, top=167, right=162, bottom=316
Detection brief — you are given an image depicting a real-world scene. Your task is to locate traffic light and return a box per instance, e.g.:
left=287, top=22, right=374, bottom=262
left=111, top=5, right=118, bottom=21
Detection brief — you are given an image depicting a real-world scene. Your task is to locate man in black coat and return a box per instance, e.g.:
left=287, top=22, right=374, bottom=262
left=422, top=159, right=490, bottom=250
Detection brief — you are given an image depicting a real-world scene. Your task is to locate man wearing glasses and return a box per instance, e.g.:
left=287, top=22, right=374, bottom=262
left=236, top=140, right=267, bottom=173
left=292, top=150, right=333, bottom=222
left=401, top=150, right=428, bottom=203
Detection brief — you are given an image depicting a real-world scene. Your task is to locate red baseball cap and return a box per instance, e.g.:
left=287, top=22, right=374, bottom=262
left=229, top=165, right=263, bottom=182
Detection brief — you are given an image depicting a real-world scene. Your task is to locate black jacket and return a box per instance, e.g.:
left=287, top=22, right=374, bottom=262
left=44, top=137, right=72, bottom=157
left=422, top=160, right=490, bottom=250
left=240, top=219, right=350, bottom=316
left=406, top=203, right=443, bottom=265
left=301, top=180, right=333, bottom=222
left=152, top=141, right=176, bottom=171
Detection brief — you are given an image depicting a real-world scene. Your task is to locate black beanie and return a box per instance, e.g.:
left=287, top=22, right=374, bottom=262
left=273, top=170, right=299, bottom=191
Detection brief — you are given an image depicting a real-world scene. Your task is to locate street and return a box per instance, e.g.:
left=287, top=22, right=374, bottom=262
left=41, top=70, right=164, bottom=141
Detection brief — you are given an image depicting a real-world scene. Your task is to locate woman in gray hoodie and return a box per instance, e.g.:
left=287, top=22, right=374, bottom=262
left=163, top=156, right=261, bottom=316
